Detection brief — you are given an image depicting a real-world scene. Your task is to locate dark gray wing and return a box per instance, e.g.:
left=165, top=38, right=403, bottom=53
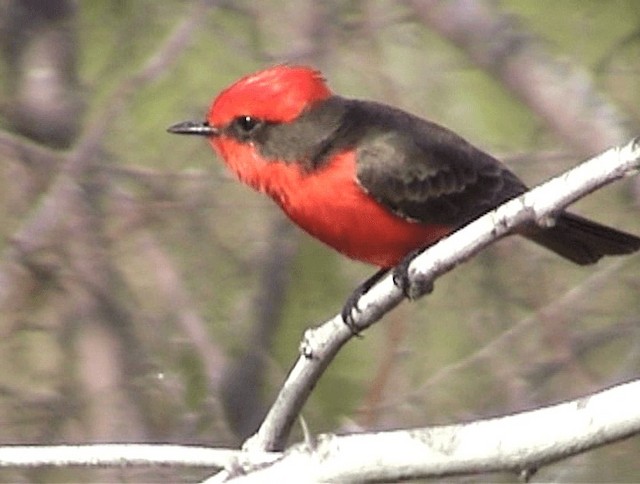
left=353, top=101, right=527, bottom=227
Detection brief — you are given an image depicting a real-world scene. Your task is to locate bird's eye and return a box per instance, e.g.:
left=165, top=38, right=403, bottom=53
left=234, top=115, right=260, bottom=133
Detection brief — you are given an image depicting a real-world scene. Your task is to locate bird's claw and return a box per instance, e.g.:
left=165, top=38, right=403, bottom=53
left=340, top=268, right=388, bottom=335
left=340, top=253, right=434, bottom=335
left=392, top=249, right=434, bottom=299
left=341, top=290, right=364, bottom=336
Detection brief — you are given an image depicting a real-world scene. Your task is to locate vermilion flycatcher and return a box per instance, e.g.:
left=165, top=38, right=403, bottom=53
left=168, top=65, right=640, bottom=322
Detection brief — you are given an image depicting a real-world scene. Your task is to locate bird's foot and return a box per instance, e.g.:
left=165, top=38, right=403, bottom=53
left=392, top=248, right=434, bottom=300
left=341, top=268, right=388, bottom=334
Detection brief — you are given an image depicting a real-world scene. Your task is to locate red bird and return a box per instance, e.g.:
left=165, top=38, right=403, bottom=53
left=169, top=65, right=640, bottom=321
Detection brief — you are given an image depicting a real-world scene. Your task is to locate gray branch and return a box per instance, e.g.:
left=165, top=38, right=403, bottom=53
left=244, top=137, right=640, bottom=453
left=228, top=379, right=640, bottom=482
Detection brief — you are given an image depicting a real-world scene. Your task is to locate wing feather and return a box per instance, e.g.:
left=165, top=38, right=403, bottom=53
left=352, top=101, right=527, bottom=226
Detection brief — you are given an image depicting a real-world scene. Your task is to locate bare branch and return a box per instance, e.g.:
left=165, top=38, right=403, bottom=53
left=0, top=444, right=278, bottom=470
left=244, top=137, right=640, bottom=452
left=2, top=380, right=639, bottom=481
left=227, top=379, right=640, bottom=482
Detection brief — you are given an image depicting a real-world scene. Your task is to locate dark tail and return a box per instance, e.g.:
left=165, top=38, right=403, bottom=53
left=524, top=212, right=640, bottom=265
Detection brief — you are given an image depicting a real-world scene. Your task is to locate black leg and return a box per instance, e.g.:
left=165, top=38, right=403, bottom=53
left=341, top=268, right=389, bottom=333
left=392, top=247, right=434, bottom=299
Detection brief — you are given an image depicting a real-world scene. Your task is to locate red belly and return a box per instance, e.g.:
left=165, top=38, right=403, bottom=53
left=212, top=138, right=451, bottom=268
left=275, top=153, right=451, bottom=268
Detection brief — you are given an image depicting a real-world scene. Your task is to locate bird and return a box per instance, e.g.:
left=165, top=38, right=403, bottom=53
left=168, top=65, right=640, bottom=325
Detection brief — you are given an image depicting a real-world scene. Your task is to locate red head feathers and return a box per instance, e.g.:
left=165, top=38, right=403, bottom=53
left=208, top=65, right=332, bottom=127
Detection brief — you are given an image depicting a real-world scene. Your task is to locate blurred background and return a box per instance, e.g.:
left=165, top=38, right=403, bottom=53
left=0, top=0, right=639, bottom=481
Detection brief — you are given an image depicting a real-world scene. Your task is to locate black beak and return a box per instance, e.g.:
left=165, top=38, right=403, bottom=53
left=167, top=120, right=219, bottom=136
